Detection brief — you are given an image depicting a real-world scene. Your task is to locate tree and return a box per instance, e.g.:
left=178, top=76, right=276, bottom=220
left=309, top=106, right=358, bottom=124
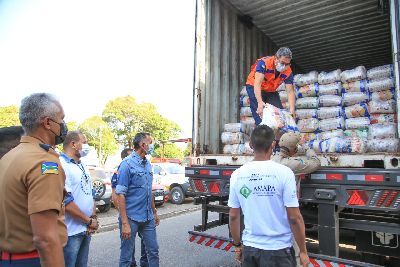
left=0, top=105, right=20, bottom=127
left=183, top=142, right=192, bottom=157
left=66, top=121, right=78, bottom=131
left=102, top=96, right=181, bottom=148
left=154, top=143, right=184, bottom=159
left=78, top=116, right=118, bottom=165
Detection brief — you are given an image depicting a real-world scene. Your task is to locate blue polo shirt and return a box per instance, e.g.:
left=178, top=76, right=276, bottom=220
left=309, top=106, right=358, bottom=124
left=116, top=152, right=154, bottom=222
left=59, top=153, right=95, bottom=236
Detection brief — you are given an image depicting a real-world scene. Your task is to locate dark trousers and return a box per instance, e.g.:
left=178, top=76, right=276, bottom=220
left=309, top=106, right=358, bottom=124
left=242, top=246, right=296, bottom=267
left=246, top=85, right=284, bottom=125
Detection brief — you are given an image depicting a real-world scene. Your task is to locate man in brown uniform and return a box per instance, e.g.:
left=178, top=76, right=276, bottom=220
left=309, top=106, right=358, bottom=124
left=0, top=93, right=68, bottom=267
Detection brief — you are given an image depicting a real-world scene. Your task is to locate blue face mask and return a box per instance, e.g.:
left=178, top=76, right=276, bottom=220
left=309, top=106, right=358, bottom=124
left=146, top=144, right=155, bottom=155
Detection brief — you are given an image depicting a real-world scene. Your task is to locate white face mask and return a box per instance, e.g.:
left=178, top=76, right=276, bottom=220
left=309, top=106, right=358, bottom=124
left=79, top=144, right=90, bottom=158
left=276, top=62, right=286, bottom=72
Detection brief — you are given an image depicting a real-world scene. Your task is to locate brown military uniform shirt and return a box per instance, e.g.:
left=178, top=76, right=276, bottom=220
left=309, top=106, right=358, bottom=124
left=0, top=136, right=67, bottom=253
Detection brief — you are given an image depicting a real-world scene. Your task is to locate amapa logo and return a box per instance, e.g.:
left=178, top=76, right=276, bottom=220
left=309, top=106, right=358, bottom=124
left=240, top=185, right=252, bottom=199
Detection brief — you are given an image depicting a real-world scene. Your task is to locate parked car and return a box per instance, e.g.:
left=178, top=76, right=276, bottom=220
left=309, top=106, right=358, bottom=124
left=152, top=163, right=194, bottom=204
left=89, top=167, right=112, bottom=213
left=152, top=183, right=169, bottom=206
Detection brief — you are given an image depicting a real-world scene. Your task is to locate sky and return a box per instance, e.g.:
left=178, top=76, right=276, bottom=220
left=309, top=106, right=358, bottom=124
left=0, top=0, right=196, bottom=139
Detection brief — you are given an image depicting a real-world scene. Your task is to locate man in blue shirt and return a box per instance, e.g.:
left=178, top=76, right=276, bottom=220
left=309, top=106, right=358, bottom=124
left=60, top=131, right=99, bottom=267
left=116, top=132, right=160, bottom=267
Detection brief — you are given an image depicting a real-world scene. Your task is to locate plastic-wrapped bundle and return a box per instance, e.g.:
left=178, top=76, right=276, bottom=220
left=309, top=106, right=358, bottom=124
left=296, top=109, right=317, bottom=120
left=367, top=64, right=393, bottom=80
left=370, top=89, right=395, bottom=102
left=240, top=107, right=252, bottom=117
left=347, top=137, right=367, bottom=154
left=296, top=83, right=318, bottom=98
left=221, top=132, right=248, bottom=145
left=316, top=137, right=352, bottom=153
left=318, top=69, right=341, bottom=85
left=294, top=71, right=318, bottom=87
left=319, top=117, right=345, bottom=131
left=279, top=91, right=288, bottom=102
left=296, top=97, right=318, bottom=109
left=367, top=139, right=399, bottom=153
left=223, top=142, right=253, bottom=155
left=368, top=100, right=396, bottom=114
left=341, top=80, right=368, bottom=93
left=224, top=123, right=242, bottom=133
left=277, top=83, right=286, bottom=92
left=367, top=77, right=395, bottom=93
left=318, top=129, right=344, bottom=140
left=240, top=86, right=248, bottom=96
left=317, top=106, right=343, bottom=119
left=370, top=114, right=397, bottom=124
left=342, top=92, right=369, bottom=106
left=344, top=103, right=369, bottom=118
left=240, top=116, right=255, bottom=124
left=297, top=118, right=319, bottom=133
left=319, top=95, right=342, bottom=107
left=340, top=66, right=367, bottom=83
left=240, top=96, right=250, bottom=107
left=281, top=110, right=299, bottom=132
left=368, top=123, right=397, bottom=139
left=300, top=133, right=317, bottom=144
left=318, top=82, right=341, bottom=96
left=260, top=103, right=299, bottom=133
left=344, top=129, right=368, bottom=139
left=345, top=117, right=370, bottom=129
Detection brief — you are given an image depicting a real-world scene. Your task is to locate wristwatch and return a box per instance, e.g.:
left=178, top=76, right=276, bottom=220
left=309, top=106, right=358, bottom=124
left=231, top=240, right=242, bottom=247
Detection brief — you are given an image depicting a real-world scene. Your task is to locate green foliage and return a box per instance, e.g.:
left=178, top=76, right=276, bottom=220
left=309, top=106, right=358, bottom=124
left=183, top=142, right=192, bottom=157
left=102, top=96, right=181, bottom=148
left=78, top=116, right=118, bottom=165
left=0, top=105, right=20, bottom=127
left=66, top=121, right=78, bottom=131
left=154, top=143, right=184, bottom=159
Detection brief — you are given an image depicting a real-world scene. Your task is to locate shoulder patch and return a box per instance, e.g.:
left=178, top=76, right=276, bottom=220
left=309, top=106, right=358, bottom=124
left=41, top=162, right=59, bottom=175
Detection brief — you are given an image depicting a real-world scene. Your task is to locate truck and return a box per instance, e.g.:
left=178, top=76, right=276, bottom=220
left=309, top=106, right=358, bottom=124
left=186, top=0, right=400, bottom=266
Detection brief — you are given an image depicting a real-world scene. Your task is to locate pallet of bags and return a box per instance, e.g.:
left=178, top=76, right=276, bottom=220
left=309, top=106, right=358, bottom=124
left=221, top=123, right=253, bottom=155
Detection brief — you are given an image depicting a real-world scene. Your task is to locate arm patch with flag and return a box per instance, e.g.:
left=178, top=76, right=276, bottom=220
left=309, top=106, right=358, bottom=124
left=41, top=162, right=59, bottom=175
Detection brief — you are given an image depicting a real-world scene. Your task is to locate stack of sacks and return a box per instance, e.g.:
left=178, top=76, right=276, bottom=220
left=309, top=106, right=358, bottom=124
left=277, top=83, right=289, bottom=110
left=221, top=123, right=253, bottom=155
left=366, top=65, right=399, bottom=152
left=240, top=86, right=255, bottom=125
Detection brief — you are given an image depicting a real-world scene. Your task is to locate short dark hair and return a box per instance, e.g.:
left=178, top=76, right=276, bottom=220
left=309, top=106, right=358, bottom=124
left=63, top=131, right=82, bottom=148
left=121, top=148, right=133, bottom=159
left=250, top=125, right=275, bottom=153
left=133, top=132, right=151, bottom=150
left=0, top=126, right=24, bottom=144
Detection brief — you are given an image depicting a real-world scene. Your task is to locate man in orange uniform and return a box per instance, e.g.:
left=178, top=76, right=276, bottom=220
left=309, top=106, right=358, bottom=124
left=246, top=47, right=296, bottom=125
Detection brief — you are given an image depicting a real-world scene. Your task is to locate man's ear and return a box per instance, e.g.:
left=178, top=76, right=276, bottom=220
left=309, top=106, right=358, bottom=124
left=271, top=140, right=276, bottom=150
left=42, top=117, right=51, bottom=130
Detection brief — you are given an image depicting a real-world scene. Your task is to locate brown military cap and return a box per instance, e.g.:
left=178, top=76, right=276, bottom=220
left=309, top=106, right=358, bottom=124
left=279, top=132, right=301, bottom=150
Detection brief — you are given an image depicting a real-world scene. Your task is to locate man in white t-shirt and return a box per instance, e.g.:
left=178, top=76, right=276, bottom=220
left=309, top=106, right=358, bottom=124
left=228, top=125, right=309, bottom=267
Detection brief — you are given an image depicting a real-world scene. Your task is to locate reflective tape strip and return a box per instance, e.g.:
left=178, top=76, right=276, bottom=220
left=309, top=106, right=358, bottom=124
left=189, top=235, right=197, bottom=242
left=310, top=258, right=320, bottom=267
left=196, top=236, right=206, bottom=245
left=210, top=170, right=219, bottom=176
left=185, top=169, right=195, bottom=175
left=205, top=238, right=215, bottom=247
left=311, top=174, right=326, bottom=180
left=214, top=240, right=225, bottom=249
left=347, top=175, right=365, bottom=181
left=365, top=175, right=384, bottom=182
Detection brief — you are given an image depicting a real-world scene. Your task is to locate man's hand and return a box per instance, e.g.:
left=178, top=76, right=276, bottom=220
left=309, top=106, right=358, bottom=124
left=300, top=251, right=310, bottom=266
left=256, top=101, right=264, bottom=117
left=88, top=218, right=99, bottom=230
left=154, top=213, right=160, bottom=226
left=234, top=246, right=242, bottom=263
left=121, top=222, right=131, bottom=240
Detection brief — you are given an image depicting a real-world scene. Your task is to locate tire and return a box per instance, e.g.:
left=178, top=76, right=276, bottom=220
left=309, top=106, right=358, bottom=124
left=170, top=186, right=185, bottom=205
left=98, top=203, right=111, bottom=213
left=93, top=179, right=106, bottom=200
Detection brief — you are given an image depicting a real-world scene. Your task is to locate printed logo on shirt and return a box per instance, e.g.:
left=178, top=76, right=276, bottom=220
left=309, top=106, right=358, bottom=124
left=253, top=184, right=276, bottom=196
left=240, top=185, right=252, bottom=199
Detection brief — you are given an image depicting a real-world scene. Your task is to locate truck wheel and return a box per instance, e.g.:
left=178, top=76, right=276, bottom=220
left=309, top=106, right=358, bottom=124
left=170, top=186, right=185, bottom=205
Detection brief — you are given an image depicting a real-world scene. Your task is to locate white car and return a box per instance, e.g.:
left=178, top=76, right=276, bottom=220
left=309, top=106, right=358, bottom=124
left=152, top=163, right=194, bottom=204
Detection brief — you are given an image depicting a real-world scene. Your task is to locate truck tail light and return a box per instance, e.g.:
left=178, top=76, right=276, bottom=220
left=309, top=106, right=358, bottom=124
left=347, top=190, right=369, bottom=206
left=193, top=179, right=206, bottom=192
left=208, top=182, right=220, bottom=193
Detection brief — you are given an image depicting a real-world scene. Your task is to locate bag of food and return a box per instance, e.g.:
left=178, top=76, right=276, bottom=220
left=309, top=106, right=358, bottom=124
left=318, top=137, right=352, bottom=153
left=367, top=64, right=393, bottom=80
left=223, top=142, right=253, bottom=155
left=221, top=132, right=248, bottom=145
left=295, top=109, right=317, bottom=120
left=368, top=100, right=396, bottom=114
left=300, top=133, right=317, bottom=144
left=296, top=83, right=318, bottom=98
left=318, top=82, right=342, bottom=96
left=341, top=80, right=368, bottom=94
left=344, top=103, right=369, bottom=118
left=297, top=118, right=319, bottom=133
left=241, top=122, right=256, bottom=136
left=344, top=128, right=369, bottom=139
left=318, top=129, right=344, bottom=140
left=367, top=139, right=400, bottom=153
left=294, top=71, right=318, bottom=87
left=345, top=117, right=370, bottom=129
left=277, top=83, right=286, bottom=92
left=347, top=137, right=367, bottom=154
left=317, top=106, right=343, bottom=119
left=319, top=117, right=345, bottom=131
left=342, top=92, right=369, bottom=106
left=240, top=107, right=253, bottom=117
left=261, top=103, right=298, bottom=133
left=279, top=91, right=288, bottom=102
left=340, top=66, right=367, bottom=83
left=224, top=123, right=242, bottom=133
left=296, top=97, right=318, bottom=109
left=367, top=77, right=395, bottom=93
left=368, top=123, right=397, bottom=139
left=318, top=69, right=341, bottom=85
left=240, top=116, right=255, bottom=124
left=240, top=86, right=248, bottom=96
left=370, top=89, right=395, bottom=102
left=318, top=95, right=342, bottom=107
left=370, top=114, right=397, bottom=124
left=240, top=96, right=251, bottom=107
left=281, top=110, right=299, bottom=132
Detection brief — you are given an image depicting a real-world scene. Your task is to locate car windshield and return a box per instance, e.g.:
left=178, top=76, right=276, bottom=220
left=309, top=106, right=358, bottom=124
left=165, top=164, right=185, bottom=174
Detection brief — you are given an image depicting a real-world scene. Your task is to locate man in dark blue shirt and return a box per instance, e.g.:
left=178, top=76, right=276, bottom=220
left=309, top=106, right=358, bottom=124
left=116, top=133, right=159, bottom=267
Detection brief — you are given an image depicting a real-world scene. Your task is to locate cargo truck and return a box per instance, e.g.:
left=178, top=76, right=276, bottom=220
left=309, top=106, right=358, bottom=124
left=186, top=0, right=400, bottom=266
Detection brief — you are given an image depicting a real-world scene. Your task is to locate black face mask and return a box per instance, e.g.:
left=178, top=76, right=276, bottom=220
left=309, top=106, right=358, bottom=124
left=49, top=119, right=68, bottom=145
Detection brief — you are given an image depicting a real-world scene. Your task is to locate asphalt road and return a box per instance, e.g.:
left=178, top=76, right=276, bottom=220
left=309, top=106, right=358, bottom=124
left=89, top=210, right=238, bottom=267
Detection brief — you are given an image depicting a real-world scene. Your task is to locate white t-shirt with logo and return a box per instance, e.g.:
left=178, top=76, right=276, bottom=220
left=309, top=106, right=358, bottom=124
left=228, top=160, right=299, bottom=250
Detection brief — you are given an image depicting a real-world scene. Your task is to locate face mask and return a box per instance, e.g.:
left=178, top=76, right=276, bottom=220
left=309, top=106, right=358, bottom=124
left=146, top=144, right=154, bottom=155
left=50, top=119, right=68, bottom=145
left=276, top=62, right=286, bottom=72
left=79, top=144, right=90, bottom=157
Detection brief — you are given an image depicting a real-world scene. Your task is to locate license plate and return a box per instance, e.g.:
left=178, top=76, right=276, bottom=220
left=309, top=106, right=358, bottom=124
left=372, top=232, right=399, bottom=248
left=155, top=196, right=164, bottom=201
